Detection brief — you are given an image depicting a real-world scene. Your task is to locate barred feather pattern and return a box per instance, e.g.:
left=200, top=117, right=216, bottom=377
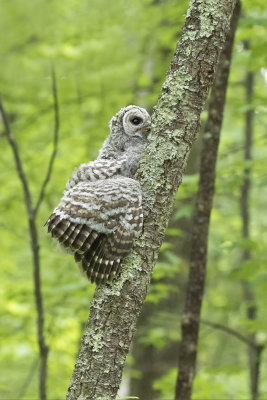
left=46, top=105, right=150, bottom=284
left=46, top=178, right=143, bottom=284
left=65, top=157, right=128, bottom=191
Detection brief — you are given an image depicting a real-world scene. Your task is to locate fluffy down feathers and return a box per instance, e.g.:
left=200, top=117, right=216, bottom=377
left=46, top=105, right=150, bottom=284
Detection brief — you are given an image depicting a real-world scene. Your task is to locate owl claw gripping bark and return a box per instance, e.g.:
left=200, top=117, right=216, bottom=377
left=46, top=105, right=150, bottom=284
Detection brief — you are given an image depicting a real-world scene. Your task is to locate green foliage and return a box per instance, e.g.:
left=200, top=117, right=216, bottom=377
left=153, top=367, right=177, bottom=397
left=1, top=0, right=267, bottom=399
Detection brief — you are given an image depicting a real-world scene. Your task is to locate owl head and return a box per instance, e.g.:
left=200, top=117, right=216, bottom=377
left=99, top=105, right=151, bottom=159
left=121, top=105, right=151, bottom=136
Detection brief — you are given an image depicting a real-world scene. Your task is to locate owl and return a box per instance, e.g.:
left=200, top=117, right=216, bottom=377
left=46, top=105, right=151, bottom=284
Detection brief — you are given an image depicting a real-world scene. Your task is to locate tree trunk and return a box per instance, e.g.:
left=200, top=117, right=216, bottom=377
left=66, top=1, right=237, bottom=398
left=175, top=3, right=240, bottom=399
left=0, top=68, right=58, bottom=400
left=241, top=41, right=262, bottom=400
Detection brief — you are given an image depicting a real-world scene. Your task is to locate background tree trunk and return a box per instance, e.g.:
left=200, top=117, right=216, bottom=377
left=66, top=1, right=237, bottom=398
left=0, top=69, right=59, bottom=400
left=240, top=41, right=262, bottom=400
left=175, top=3, right=240, bottom=399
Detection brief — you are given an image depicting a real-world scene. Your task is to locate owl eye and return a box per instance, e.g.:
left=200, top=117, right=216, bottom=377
left=131, top=117, right=142, bottom=126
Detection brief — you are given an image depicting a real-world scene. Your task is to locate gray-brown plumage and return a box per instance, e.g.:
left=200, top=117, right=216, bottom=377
left=46, top=105, right=151, bottom=284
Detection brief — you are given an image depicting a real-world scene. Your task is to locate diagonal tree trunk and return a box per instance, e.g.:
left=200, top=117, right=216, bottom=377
left=175, top=3, right=240, bottom=399
left=66, top=1, right=237, bottom=399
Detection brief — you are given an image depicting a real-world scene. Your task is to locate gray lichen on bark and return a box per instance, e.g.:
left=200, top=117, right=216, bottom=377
left=66, top=1, right=237, bottom=399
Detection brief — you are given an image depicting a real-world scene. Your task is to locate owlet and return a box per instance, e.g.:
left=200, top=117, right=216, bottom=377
left=46, top=105, right=151, bottom=284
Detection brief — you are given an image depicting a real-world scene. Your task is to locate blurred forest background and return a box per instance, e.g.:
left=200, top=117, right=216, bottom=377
left=0, top=0, right=267, bottom=399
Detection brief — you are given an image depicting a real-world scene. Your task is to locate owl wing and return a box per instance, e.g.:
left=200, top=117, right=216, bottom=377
left=46, top=177, right=143, bottom=284
left=65, top=156, right=127, bottom=190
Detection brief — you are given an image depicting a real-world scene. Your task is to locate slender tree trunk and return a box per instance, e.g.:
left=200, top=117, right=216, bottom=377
left=66, top=1, right=237, bottom=399
left=0, top=69, right=59, bottom=400
left=241, top=41, right=262, bottom=400
left=175, top=3, right=240, bottom=399
left=0, top=110, right=49, bottom=400
left=30, top=217, right=49, bottom=400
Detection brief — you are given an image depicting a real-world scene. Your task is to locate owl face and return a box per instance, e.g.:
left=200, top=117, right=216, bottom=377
left=122, top=107, right=151, bottom=139
left=105, top=105, right=151, bottom=157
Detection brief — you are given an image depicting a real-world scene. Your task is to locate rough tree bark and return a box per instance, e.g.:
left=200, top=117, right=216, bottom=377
left=66, top=1, right=236, bottom=399
left=175, top=3, right=240, bottom=400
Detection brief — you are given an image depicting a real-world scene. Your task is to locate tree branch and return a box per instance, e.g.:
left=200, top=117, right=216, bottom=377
left=34, top=65, right=59, bottom=216
left=17, top=357, right=39, bottom=399
left=201, top=319, right=256, bottom=347
left=0, top=98, right=33, bottom=217
left=0, top=73, right=59, bottom=398
left=201, top=317, right=265, bottom=390
left=66, top=1, right=237, bottom=398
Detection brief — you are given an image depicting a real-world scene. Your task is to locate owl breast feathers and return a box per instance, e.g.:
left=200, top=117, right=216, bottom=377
left=46, top=105, right=151, bottom=284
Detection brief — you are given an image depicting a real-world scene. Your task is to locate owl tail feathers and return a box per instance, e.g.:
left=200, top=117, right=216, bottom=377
left=85, top=227, right=135, bottom=284
left=83, top=227, right=135, bottom=284
left=80, top=236, right=122, bottom=285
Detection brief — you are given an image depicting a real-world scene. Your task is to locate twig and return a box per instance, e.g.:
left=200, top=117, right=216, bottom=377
left=17, top=357, right=39, bottom=399
left=34, top=65, right=59, bottom=216
left=201, top=319, right=256, bottom=347
left=0, top=98, right=33, bottom=217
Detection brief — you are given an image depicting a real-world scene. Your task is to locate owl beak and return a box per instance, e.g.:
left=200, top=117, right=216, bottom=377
left=141, top=120, right=151, bottom=134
